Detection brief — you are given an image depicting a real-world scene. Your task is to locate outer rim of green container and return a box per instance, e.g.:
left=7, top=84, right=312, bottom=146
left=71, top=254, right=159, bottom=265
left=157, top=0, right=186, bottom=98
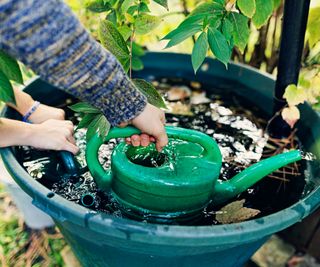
left=1, top=52, right=320, bottom=247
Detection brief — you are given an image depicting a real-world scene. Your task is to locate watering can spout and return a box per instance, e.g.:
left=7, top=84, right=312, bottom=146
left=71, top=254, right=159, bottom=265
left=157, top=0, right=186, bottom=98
left=212, top=150, right=302, bottom=205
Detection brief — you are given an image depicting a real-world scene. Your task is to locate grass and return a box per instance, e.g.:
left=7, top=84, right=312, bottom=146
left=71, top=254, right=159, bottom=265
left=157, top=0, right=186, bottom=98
left=0, top=183, right=69, bottom=267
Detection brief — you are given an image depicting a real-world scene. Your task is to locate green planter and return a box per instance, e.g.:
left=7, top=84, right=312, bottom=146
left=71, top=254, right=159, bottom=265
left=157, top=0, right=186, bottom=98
left=1, top=53, right=320, bottom=267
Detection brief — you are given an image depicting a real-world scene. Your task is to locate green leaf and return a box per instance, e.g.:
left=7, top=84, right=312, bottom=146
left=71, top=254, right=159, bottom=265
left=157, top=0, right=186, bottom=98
left=99, top=20, right=130, bottom=69
left=132, top=42, right=145, bottom=57
left=222, top=18, right=234, bottom=41
left=153, top=0, right=168, bottom=10
left=237, top=0, right=256, bottom=18
left=139, top=2, right=150, bottom=13
left=97, top=115, right=110, bottom=138
left=133, top=79, right=167, bottom=109
left=192, top=32, right=208, bottom=74
left=118, top=25, right=132, bottom=41
left=163, top=14, right=204, bottom=40
left=135, top=14, right=161, bottom=35
left=228, top=12, right=250, bottom=52
left=69, top=102, right=101, bottom=113
left=252, top=0, right=273, bottom=28
left=76, top=113, right=97, bottom=130
left=190, top=2, right=225, bottom=16
left=86, top=114, right=102, bottom=141
left=121, top=0, right=135, bottom=13
left=127, top=5, right=139, bottom=15
left=84, top=0, right=111, bottom=12
left=207, top=28, right=231, bottom=67
left=132, top=57, right=144, bottom=71
left=0, top=51, right=23, bottom=84
left=307, top=7, right=320, bottom=48
left=0, top=69, right=15, bottom=104
left=107, top=9, right=117, bottom=25
left=273, top=0, right=281, bottom=9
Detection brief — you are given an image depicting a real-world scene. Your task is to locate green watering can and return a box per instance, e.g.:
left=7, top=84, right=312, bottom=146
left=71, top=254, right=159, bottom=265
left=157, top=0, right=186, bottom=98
left=86, top=126, right=302, bottom=222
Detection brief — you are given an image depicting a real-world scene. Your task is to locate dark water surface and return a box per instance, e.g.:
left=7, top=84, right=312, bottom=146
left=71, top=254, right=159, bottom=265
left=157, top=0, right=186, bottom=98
left=19, top=78, right=310, bottom=225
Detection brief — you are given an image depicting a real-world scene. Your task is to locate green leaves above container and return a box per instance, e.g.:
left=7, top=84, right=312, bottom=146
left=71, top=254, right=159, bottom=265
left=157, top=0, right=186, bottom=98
left=163, top=0, right=277, bottom=73
left=0, top=50, right=23, bottom=104
left=135, top=14, right=161, bottom=35
left=84, top=0, right=111, bottom=13
left=133, top=79, right=167, bottom=109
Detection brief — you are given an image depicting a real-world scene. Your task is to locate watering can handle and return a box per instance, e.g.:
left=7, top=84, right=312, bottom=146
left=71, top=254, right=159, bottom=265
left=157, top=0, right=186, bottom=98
left=86, top=126, right=220, bottom=191
left=59, top=151, right=78, bottom=176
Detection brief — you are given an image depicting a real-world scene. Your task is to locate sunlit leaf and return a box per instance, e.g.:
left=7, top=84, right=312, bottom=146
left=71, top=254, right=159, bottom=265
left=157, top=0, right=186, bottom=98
left=283, top=84, right=308, bottom=107
left=132, top=57, right=144, bottom=71
left=132, top=42, right=145, bottom=57
left=252, top=0, right=273, bottom=29
left=135, top=14, right=161, bottom=35
left=121, top=0, right=135, bottom=13
left=0, top=69, right=15, bottom=104
left=192, top=32, right=208, bottom=74
left=307, top=7, right=320, bottom=48
left=86, top=115, right=102, bottom=141
left=76, top=113, right=97, bottom=130
left=237, top=0, right=256, bottom=18
left=133, top=79, right=167, bottom=109
left=118, top=25, right=132, bottom=41
left=0, top=51, right=23, bottom=84
left=190, top=2, right=225, bottom=16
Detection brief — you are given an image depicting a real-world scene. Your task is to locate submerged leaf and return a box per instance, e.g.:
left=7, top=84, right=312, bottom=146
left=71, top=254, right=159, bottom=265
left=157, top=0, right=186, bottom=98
left=133, top=79, right=167, bottom=109
left=216, top=199, right=260, bottom=224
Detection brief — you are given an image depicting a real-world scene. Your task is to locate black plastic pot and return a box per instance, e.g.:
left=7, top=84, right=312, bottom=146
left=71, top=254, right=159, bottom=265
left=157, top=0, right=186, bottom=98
left=1, top=53, right=320, bottom=267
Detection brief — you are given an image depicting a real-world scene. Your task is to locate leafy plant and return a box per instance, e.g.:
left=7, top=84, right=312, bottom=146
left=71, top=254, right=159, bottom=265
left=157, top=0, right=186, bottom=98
left=0, top=50, right=23, bottom=104
left=164, top=0, right=278, bottom=73
left=71, top=0, right=168, bottom=140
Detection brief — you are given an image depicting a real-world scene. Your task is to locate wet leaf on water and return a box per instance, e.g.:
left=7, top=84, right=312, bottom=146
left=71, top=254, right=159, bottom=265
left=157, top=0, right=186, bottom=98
left=216, top=199, right=260, bottom=224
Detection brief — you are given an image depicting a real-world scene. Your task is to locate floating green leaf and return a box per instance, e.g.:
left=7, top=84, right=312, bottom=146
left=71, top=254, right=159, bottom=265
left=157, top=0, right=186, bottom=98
left=216, top=200, right=261, bottom=224
left=99, top=20, right=130, bottom=71
left=153, top=0, right=168, bottom=10
left=133, top=79, right=167, bottom=109
left=0, top=51, right=23, bottom=84
left=192, top=32, right=208, bottom=74
left=135, top=14, right=161, bottom=35
left=0, top=69, right=15, bottom=104
left=84, top=0, right=111, bottom=12
left=228, top=12, right=250, bottom=52
left=237, top=0, right=256, bottom=18
left=208, top=28, right=231, bottom=67
left=69, top=102, right=101, bottom=113
left=252, top=0, right=273, bottom=28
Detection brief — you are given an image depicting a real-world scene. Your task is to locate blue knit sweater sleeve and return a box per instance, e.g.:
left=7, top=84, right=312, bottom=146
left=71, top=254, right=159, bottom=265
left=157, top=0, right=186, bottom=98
left=0, top=0, right=147, bottom=126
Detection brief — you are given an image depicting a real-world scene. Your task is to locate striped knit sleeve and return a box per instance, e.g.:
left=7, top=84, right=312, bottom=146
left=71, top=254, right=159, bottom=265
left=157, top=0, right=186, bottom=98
left=0, top=0, right=147, bottom=126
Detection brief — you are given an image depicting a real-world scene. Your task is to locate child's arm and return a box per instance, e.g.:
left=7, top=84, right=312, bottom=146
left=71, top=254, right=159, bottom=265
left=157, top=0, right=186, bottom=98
left=0, top=118, right=79, bottom=154
left=0, top=0, right=168, bottom=150
left=7, top=88, right=65, bottom=124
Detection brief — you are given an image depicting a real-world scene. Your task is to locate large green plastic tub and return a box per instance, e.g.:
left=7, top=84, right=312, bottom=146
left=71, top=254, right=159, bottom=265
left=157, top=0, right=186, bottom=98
left=1, top=53, right=320, bottom=267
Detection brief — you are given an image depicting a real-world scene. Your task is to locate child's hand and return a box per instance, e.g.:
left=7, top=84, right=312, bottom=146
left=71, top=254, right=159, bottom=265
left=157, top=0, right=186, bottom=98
left=124, top=103, right=168, bottom=152
left=26, top=119, right=79, bottom=154
left=28, top=104, right=65, bottom=124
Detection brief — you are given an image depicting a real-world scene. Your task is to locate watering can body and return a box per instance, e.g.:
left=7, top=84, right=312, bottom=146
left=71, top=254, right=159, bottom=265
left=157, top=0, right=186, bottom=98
left=86, top=126, right=302, bottom=222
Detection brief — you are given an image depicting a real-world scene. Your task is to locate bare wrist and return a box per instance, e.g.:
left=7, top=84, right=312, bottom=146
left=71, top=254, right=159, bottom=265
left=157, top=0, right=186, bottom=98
left=8, top=88, right=35, bottom=115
